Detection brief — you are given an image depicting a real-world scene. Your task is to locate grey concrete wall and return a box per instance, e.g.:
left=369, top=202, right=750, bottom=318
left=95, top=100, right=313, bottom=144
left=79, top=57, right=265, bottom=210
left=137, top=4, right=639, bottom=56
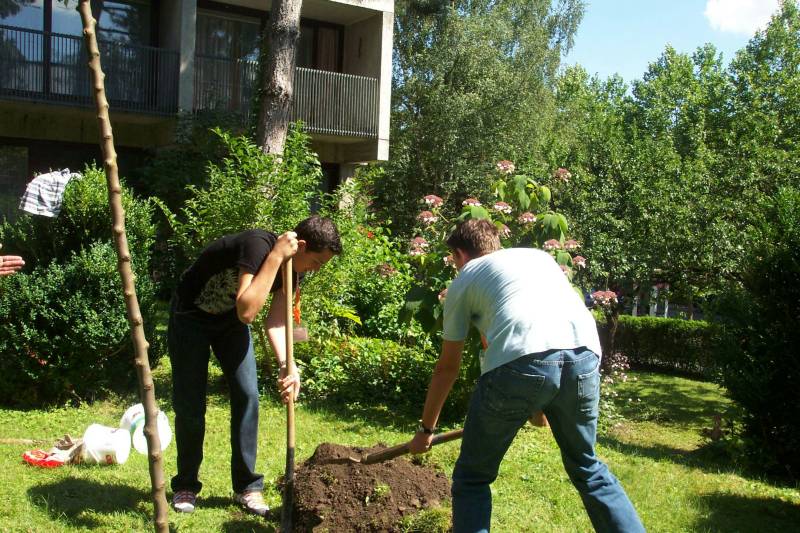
left=160, top=0, right=197, bottom=112
left=0, top=102, right=176, bottom=149
left=328, top=0, right=393, bottom=14
left=343, top=14, right=382, bottom=78
left=376, top=10, right=392, bottom=161
left=341, top=10, right=392, bottom=162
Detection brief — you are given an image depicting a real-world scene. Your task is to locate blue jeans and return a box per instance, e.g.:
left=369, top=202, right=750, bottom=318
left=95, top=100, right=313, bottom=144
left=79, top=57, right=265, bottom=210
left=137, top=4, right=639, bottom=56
left=452, top=348, right=645, bottom=533
left=168, top=299, right=263, bottom=495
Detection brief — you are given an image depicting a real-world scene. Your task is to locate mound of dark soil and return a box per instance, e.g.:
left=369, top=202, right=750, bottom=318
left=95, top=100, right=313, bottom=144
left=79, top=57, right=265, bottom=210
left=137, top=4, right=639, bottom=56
left=291, top=442, right=451, bottom=532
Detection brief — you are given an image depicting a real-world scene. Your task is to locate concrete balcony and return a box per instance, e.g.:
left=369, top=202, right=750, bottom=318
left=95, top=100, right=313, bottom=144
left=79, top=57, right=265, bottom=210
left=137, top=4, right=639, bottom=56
left=193, top=57, right=379, bottom=138
left=0, top=24, right=179, bottom=116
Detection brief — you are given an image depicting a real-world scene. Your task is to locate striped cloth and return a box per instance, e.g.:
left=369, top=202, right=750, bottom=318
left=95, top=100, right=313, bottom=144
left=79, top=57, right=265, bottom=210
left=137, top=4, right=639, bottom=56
left=19, top=169, right=80, bottom=217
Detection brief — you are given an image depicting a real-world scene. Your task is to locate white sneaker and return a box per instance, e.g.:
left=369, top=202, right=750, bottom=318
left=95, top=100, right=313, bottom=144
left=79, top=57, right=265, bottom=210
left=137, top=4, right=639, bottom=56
left=234, top=490, right=269, bottom=517
left=172, top=490, right=197, bottom=513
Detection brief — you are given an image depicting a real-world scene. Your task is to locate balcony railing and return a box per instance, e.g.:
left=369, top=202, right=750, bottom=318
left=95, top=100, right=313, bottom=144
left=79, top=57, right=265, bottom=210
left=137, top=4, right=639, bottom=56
left=194, top=56, right=379, bottom=138
left=0, top=25, right=178, bottom=115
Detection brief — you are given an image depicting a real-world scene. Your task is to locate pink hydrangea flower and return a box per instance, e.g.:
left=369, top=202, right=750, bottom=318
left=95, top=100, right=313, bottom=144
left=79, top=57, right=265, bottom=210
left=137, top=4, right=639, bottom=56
left=376, top=263, right=397, bottom=277
left=560, top=264, right=570, bottom=275
left=499, top=224, right=511, bottom=238
left=564, top=239, right=580, bottom=251
left=417, top=210, right=438, bottom=224
left=543, top=239, right=561, bottom=251
left=409, top=236, right=429, bottom=256
left=496, top=160, right=516, bottom=175
left=554, top=167, right=572, bottom=182
left=518, top=212, right=537, bottom=224
left=493, top=201, right=512, bottom=214
left=591, top=290, right=618, bottom=307
left=423, top=194, right=443, bottom=208
left=462, top=198, right=482, bottom=207
left=572, top=255, right=587, bottom=268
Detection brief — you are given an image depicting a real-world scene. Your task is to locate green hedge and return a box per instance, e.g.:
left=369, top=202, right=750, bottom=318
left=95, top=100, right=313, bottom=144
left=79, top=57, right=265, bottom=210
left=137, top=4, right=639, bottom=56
left=597, top=315, right=731, bottom=378
left=0, top=166, right=159, bottom=406
left=294, top=336, right=473, bottom=419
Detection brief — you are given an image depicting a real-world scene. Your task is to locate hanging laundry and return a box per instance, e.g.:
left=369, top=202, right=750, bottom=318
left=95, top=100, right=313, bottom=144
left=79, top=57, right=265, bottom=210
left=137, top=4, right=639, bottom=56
left=19, top=168, right=81, bottom=217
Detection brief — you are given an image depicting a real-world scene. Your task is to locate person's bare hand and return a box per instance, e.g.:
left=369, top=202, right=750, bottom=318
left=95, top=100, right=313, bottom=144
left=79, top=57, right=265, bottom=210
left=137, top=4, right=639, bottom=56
left=278, top=363, right=301, bottom=403
left=409, top=431, right=433, bottom=454
left=0, top=255, right=25, bottom=276
left=273, top=232, right=299, bottom=262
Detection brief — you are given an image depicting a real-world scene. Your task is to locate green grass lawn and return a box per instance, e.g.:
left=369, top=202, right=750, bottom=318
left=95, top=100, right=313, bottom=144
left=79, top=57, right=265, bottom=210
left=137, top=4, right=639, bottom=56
left=0, top=361, right=798, bottom=532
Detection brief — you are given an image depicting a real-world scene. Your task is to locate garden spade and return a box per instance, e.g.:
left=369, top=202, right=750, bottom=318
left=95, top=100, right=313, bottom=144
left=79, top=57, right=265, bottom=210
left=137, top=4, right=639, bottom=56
left=281, top=259, right=296, bottom=532
left=335, top=428, right=464, bottom=465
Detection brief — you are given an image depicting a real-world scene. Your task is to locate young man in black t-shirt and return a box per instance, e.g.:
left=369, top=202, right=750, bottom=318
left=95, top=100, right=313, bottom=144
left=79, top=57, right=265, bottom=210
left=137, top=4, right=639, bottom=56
left=169, top=215, right=341, bottom=516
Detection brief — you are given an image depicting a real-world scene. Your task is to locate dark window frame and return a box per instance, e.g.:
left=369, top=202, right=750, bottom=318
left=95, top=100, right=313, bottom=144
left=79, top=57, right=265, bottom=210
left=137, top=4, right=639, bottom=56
left=2, top=0, right=160, bottom=47
left=197, top=0, right=344, bottom=72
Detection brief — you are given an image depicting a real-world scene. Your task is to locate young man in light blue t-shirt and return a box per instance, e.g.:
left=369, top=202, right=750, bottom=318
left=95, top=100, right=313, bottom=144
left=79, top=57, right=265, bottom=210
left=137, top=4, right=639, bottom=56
left=409, top=219, right=644, bottom=533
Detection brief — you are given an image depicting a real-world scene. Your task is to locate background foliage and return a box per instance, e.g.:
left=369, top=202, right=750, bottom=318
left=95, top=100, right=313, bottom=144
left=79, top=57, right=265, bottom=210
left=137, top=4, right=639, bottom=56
left=155, top=126, right=320, bottom=294
left=376, top=0, right=585, bottom=231
left=709, top=187, right=800, bottom=478
left=0, top=166, right=159, bottom=405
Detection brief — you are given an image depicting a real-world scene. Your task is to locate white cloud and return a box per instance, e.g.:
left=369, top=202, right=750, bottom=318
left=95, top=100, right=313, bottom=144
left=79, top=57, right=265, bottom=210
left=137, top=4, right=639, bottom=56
left=704, top=0, right=781, bottom=35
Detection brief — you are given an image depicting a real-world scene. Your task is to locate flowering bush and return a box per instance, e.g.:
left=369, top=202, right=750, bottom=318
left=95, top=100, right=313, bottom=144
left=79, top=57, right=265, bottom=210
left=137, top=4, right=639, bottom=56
left=597, top=351, right=639, bottom=429
left=591, top=290, right=618, bottom=308
left=401, top=160, right=588, bottom=336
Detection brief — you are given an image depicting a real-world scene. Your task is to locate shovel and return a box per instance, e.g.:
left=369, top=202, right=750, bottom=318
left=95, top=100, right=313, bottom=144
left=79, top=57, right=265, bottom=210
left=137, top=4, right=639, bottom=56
left=338, top=428, right=464, bottom=465
left=281, top=259, right=296, bottom=532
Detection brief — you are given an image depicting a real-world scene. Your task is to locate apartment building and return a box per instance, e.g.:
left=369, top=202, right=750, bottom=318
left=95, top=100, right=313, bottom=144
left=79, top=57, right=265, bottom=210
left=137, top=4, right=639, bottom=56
left=0, top=0, right=393, bottom=218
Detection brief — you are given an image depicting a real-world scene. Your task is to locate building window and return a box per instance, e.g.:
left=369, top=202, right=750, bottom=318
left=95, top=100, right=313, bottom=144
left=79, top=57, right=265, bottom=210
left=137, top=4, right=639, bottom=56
left=195, top=10, right=261, bottom=112
left=0, top=0, right=44, bottom=30
left=192, top=11, right=343, bottom=112
left=52, top=0, right=151, bottom=45
left=0, top=146, right=29, bottom=222
left=196, top=11, right=260, bottom=61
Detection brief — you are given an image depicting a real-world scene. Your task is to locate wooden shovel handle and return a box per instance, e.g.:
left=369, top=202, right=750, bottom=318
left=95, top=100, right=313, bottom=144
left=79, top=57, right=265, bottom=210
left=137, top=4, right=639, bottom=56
left=281, top=258, right=295, bottom=533
left=362, top=428, right=464, bottom=465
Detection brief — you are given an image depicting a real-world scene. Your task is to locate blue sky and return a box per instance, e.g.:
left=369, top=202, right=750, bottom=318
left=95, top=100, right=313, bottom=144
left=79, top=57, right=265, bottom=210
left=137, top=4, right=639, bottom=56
left=565, top=0, right=782, bottom=84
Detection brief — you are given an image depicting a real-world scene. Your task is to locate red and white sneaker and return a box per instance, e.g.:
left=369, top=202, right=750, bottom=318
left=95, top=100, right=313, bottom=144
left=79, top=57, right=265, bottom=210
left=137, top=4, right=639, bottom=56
left=172, top=490, right=197, bottom=513
left=234, top=490, right=269, bottom=517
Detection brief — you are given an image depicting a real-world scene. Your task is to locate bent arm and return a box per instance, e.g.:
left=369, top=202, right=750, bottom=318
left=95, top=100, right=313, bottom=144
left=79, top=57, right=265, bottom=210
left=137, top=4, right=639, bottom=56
left=420, top=340, right=465, bottom=430
left=265, top=285, right=301, bottom=402
left=235, top=231, right=297, bottom=324
left=265, top=287, right=289, bottom=367
left=235, top=253, right=283, bottom=324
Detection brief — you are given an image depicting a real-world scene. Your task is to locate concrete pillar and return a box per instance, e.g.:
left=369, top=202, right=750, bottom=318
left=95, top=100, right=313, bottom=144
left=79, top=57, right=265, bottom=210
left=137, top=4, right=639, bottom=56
left=376, top=11, right=393, bottom=161
left=340, top=163, right=359, bottom=182
left=342, top=10, right=393, bottom=162
left=649, top=286, right=658, bottom=317
left=160, top=0, right=197, bottom=112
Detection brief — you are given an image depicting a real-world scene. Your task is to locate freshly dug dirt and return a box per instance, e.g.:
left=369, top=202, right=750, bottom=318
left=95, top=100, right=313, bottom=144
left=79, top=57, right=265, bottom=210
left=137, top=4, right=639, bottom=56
left=291, top=442, right=451, bottom=532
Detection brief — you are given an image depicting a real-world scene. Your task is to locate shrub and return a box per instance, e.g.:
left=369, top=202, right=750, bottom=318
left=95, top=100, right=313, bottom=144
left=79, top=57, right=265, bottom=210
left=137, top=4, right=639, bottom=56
left=595, top=315, right=730, bottom=378
left=0, top=164, right=154, bottom=274
left=0, top=242, right=160, bottom=405
left=156, top=125, right=319, bottom=294
left=0, top=165, right=159, bottom=406
left=300, top=168, right=420, bottom=342
left=711, top=187, right=800, bottom=478
left=293, top=336, right=472, bottom=419
left=127, top=110, right=245, bottom=212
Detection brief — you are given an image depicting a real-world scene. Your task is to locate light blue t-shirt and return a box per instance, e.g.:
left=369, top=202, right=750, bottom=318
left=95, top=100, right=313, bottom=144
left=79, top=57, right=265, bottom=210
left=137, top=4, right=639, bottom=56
left=442, top=248, right=602, bottom=374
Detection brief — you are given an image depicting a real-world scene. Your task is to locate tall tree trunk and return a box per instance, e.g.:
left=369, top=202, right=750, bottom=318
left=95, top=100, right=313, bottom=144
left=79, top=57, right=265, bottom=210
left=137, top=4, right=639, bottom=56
left=256, top=0, right=302, bottom=155
left=78, top=4, right=169, bottom=532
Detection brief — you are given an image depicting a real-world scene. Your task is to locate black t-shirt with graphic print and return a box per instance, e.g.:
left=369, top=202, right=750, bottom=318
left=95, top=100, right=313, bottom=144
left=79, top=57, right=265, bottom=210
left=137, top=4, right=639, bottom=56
left=175, top=229, right=298, bottom=316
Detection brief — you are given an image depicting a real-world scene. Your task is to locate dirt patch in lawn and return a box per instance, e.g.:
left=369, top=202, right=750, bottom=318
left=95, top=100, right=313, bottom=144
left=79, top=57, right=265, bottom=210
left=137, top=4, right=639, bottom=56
left=291, top=442, right=451, bottom=532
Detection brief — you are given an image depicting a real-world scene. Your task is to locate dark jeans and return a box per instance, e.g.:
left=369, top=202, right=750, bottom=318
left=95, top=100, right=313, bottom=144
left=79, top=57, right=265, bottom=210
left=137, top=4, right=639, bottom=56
left=452, top=348, right=645, bottom=533
left=168, top=299, right=263, bottom=495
